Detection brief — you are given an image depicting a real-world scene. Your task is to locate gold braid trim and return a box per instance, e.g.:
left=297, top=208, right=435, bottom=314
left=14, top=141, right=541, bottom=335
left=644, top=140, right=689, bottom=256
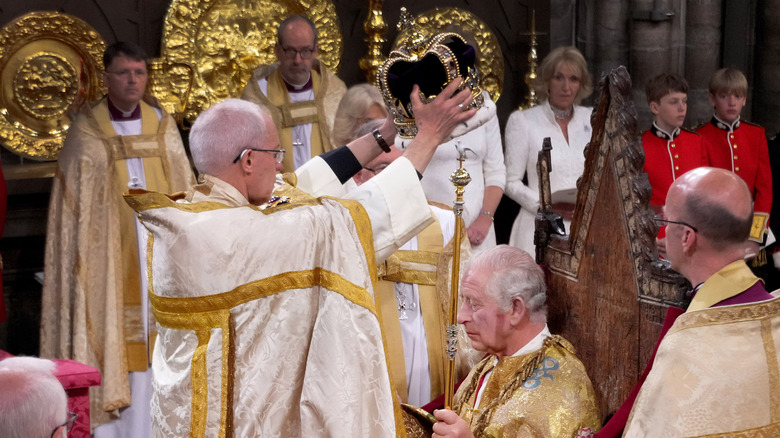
left=697, top=422, right=780, bottom=437
left=456, top=335, right=563, bottom=437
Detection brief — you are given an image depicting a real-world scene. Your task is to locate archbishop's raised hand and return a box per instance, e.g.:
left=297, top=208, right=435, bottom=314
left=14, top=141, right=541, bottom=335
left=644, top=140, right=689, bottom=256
left=412, top=78, right=477, bottom=147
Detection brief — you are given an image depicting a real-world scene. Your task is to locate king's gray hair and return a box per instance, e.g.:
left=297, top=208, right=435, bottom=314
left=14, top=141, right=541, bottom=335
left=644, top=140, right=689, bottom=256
left=464, top=245, right=547, bottom=324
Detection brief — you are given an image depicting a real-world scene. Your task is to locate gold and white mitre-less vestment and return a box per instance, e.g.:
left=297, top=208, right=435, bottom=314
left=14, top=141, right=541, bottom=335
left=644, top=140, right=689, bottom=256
left=127, top=156, right=434, bottom=437
left=624, top=295, right=780, bottom=437
left=375, top=203, right=481, bottom=406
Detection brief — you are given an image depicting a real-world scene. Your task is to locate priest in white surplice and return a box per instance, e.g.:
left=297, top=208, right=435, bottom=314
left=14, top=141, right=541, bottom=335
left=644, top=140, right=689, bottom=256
left=352, top=119, right=480, bottom=407
left=241, top=14, right=346, bottom=172
left=125, top=79, right=476, bottom=437
left=40, top=42, right=195, bottom=436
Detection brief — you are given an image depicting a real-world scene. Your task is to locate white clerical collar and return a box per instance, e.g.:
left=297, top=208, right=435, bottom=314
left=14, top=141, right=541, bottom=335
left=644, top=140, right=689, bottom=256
left=282, top=74, right=312, bottom=92
left=510, top=324, right=551, bottom=357
left=107, top=98, right=140, bottom=121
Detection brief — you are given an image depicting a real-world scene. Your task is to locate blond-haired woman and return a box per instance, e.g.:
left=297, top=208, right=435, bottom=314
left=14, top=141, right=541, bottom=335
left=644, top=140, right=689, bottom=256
left=331, top=83, right=387, bottom=147
left=504, top=46, right=593, bottom=255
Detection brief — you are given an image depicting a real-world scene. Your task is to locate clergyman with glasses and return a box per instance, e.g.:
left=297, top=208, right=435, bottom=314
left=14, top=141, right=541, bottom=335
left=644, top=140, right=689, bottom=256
left=242, top=14, right=347, bottom=172
left=124, top=78, right=477, bottom=435
left=39, top=41, right=195, bottom=435
left=621, top=167, right=779, bottom=436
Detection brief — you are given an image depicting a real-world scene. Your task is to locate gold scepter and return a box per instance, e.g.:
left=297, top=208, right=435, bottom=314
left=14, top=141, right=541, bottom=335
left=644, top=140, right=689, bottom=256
left=444, top=143, right=472, bottom=409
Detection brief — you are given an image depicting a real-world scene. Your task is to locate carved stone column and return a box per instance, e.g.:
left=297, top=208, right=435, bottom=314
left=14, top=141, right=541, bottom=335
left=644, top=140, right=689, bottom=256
left=630, top=0, right=675, bottom=129
left=684, top=0, right=722, bottom=126
left=754, top=0, right=780, bottom=137
left=575, top=0, right=630, bottom=106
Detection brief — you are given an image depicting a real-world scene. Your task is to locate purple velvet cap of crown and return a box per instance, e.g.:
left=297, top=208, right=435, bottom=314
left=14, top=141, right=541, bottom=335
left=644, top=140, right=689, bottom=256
left=386, top=36, right=476, bottom=112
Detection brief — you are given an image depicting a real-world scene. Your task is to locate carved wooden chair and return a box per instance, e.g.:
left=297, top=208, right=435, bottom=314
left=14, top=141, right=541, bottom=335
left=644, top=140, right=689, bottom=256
left=534, top=66, right=690, bottom=417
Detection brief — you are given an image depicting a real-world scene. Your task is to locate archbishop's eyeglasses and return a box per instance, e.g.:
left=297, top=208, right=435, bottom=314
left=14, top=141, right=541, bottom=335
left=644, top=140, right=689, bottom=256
left=50, top=411, right=78, bottom=437
left=233, top=148, right=286, bottom=164
left=653, top=214, right=698, bottom=232
left=280, top=45, right=316, bottom=59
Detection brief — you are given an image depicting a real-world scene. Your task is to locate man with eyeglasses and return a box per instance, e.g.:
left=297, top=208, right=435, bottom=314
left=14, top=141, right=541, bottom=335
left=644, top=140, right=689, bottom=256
left=40, top=41, right=195, bottom=436
left=622, top=167, right=780, bottom=437
left=0, top=357, right=72, bottom=438
left=125, top=77, right=476, bottom=436
left=242, top=14, right=346, bottom=172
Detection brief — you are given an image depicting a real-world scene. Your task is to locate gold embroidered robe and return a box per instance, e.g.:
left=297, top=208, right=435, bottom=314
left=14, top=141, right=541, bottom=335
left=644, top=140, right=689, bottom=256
left=39, top=96, right=195, bottom=428
left=126, top=175, right=408, bottom=437
left=241, top=61, right=346, bottom=172
left=624, top=262, right=780, bottom=437
left=454, top=336, right=601, bottom=437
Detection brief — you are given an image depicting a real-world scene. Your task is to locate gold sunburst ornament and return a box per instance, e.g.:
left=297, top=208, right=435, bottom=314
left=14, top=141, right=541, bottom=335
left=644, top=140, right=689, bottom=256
left=0, top=12, right=105, bottom=160
left=158, top=0, right=343, bottom=125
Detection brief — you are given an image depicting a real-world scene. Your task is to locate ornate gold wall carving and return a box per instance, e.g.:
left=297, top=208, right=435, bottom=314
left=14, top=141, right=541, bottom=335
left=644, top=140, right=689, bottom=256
left=359, top=0, right=388, bottom=84
left=0, top=12, right=105, bottom=160
left=158, top=0, right=343, bottom=124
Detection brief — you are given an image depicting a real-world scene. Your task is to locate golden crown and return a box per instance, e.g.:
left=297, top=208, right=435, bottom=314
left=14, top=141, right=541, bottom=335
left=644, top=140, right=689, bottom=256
left=377, top=8, right=484, bottom=138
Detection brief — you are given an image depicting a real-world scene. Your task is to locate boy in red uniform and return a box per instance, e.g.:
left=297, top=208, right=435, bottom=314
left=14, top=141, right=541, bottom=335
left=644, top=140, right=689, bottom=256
left=642, top=73, right=710, bottom=248
left=642, top=73, right=710, bottom=209
left=696, top=68, right=771, bottom=253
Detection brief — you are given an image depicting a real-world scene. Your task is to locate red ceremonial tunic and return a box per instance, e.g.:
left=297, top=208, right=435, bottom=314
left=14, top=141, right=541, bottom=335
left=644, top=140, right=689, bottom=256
left=642, top=123, right=710, bottom=207
left=697, top=117, right=772, bottom=240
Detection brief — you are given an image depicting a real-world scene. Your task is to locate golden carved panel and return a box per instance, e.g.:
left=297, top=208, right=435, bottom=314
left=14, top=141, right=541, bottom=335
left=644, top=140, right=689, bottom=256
left=159, top=0, right=343, bottom=124
left=0, top=12, right=106, bottom=161
left=394, top=8, right=504, bottom=103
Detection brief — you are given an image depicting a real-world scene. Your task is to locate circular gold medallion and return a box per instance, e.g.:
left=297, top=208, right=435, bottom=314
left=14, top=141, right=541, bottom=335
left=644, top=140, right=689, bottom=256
left=159, top=0, right=343, bottom=125
left=14, top=52, right=79, bottom=120
left=394, top=8, right=504, bottom=103
left=0, top=12, right=105, bottom=161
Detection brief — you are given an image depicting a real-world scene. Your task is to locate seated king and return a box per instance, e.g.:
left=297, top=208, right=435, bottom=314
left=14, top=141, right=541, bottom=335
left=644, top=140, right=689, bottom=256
left=432, top=245, right=601, bottom=437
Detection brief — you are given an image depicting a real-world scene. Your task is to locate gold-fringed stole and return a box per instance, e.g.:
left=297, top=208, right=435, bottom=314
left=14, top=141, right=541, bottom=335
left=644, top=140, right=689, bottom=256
left=94, top=99, right=167, bottom=371
left=149, top=268, right=378, bottom=438
left=95, top=99, right=176, bottom=196
left=377, top=216, right=445, bottom=403
left=375, top=218, right=447, bottom=402
left=761, top=318, right=780, bottom=424
left=326, top=196, right=408, bottom=438
left=267, top=68, right=325, bottom=171
left=416, top=222, right=447, bottom=400
left=374, top=280, right=410, bottom=403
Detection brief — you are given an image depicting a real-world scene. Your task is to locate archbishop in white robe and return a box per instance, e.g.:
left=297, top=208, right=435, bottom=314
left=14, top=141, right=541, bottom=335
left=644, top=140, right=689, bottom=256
left=126, top=156, right=433, bottom=437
